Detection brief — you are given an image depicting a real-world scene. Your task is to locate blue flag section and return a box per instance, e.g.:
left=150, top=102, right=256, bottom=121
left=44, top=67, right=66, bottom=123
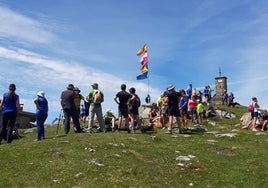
left=136, top=71, right=148, bottom=80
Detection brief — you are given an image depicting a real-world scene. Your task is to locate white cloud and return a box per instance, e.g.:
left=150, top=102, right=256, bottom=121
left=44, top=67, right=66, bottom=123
left=0, top=6, right=56, bottom=45
left=0, top=46, right=161, bottom=123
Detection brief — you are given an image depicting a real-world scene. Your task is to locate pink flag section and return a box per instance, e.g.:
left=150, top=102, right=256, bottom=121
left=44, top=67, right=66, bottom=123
left=140, top=52, right=148, bottom=66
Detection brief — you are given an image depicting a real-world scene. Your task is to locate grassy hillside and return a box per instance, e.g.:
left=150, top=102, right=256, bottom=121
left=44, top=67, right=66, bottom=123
left=1, top=104, right=268, bottom=188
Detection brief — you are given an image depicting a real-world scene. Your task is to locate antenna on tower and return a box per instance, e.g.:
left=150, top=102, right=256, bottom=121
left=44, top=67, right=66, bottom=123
left=219, top=67, right=222, bottom=77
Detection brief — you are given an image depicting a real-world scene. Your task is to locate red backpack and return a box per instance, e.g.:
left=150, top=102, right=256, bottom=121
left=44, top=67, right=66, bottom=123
left=248, top=104, right=254, bottom=112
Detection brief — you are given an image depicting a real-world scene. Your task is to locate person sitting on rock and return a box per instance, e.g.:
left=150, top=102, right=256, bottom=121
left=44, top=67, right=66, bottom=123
left=103, top=109, right=116, bottom=131
left=261, top=110, right=268, bottom=131
left=141, top=105, right=161, bottom=133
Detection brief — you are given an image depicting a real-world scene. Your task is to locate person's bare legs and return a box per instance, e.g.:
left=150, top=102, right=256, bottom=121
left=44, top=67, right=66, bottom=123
left=252, top=117, right=258, bottom=131
left=167, top=116, right=173, bottom=133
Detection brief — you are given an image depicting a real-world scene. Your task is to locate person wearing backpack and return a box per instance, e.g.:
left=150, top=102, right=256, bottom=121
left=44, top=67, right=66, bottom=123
left=250, top=97, right=260, bottom=132
left=86, top=83, right=105, bottom=133
left=128, top=87, right=141, bottom=133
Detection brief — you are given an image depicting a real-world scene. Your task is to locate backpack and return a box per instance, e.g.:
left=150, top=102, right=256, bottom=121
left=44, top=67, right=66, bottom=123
left=248, top=104, right=254, bottom=112
left=132, top=96, right=141, bottom=108
left=93, top=89, right=103, bottom=103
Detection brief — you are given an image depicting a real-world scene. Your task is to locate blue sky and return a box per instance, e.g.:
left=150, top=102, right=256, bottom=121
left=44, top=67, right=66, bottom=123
left=1, top=0, right=268, bottom=124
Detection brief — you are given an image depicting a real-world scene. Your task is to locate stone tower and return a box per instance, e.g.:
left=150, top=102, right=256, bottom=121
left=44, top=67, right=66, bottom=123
left=212, top=68, right=228, bottom=104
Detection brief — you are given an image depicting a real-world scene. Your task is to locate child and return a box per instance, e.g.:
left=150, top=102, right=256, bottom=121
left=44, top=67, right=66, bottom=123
left=196, top=99, right=204, bottom=124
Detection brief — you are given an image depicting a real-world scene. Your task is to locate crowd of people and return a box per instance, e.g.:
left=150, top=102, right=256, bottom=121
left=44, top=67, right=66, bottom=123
left=0, top=82, right=266, bottom=144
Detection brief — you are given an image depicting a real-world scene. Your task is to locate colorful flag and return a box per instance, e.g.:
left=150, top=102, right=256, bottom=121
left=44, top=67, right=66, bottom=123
left=136, top=44, right=149, bottom=80
left=136, top=44, right=147, bottom=56
left=140, top=66, right=148, bottom=73
left=136, top=71, right=148, bottom=80
left=140, top=52, right=148, bottom=66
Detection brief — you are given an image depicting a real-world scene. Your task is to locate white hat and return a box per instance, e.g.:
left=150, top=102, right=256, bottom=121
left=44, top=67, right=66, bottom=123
left=107, top=109, right=113, bottom=113
left=167, top=84, right=175, bottom=91
left=37, top=91, right=45, bottom=97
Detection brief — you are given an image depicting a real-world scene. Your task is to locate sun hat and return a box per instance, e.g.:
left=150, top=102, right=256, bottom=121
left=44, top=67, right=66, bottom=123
left=107, top=109, right=113, bottom=114
left=167, top=84, right=175, bottom=91
left=37, top=91, right=45, bottom=97
left=91, top=83, right=98, bottom=88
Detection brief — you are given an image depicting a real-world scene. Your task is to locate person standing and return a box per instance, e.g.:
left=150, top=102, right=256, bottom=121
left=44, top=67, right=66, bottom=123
left=34, top=91, right=48, bottom=141
left=74, top=87, right=84, bottom=116
left=87, top=83, right=105, bottom=133
left=128, top=87, right=141, bottom=133
left=114, top=84, right=132, bottom=130
left=166, top=84, right=182, bottom=134
left=250, top=97, right=260, bottom=132
left=80, top=104, right=86, bottom=123
left=221, top=90, right=228, bottom=105
left=179, top=89, right=188, bottom=129
left=186, top=84, right=192, bottom=99
left=0, top=84, right=20, bottom=144
left=188, top=95, right=197, bottom=123
left=196, top=99, right=204, bottom=123
left=203, top=86, right=209, bottom=104
left=60, top=84, right=82, bottom=134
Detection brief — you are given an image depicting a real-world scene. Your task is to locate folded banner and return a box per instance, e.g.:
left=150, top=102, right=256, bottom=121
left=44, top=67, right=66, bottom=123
left=136, top=71, right=148, bottom=80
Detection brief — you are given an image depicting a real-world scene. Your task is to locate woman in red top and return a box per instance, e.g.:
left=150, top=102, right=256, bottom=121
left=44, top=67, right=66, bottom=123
left=188, top=96, right=197, bottom=123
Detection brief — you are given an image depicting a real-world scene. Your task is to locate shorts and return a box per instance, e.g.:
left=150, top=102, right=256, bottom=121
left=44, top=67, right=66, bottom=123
left=167, top=105, right=180, bottom=117
left=188, top=108, right=197, bottom=115
left=118, top=107, right=129, bottom=118
left=251, top=111, right=258, bottom=118
left=180, top=109, right=188, bottom=115
left=129, top=107, right=139, bottom=116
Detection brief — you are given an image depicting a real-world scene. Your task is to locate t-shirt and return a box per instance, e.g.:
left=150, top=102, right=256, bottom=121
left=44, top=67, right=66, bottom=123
left=115, top=90, right=132, bottom=108
left=179, top=96, right=188, bottom=111
left=188, top=99, right=197, bottom=109
left=61, top=89, right=76, bottom=110
left=2, top=92, right=19, bottom=113
left=74, top=93, right=84, bottom=108
left=196, top=103, right=204, bottom=113
left=35, top=97, right=48, bottom=114
left=167, top=90, right=180, bottom=107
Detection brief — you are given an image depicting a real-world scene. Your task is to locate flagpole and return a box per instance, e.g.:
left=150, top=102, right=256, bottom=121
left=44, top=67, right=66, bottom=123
left=147, top=67, right=150, bottom=95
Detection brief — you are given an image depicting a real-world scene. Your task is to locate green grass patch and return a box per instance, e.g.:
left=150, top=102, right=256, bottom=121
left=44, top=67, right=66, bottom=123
left=1, top=105, right=268, bottom=187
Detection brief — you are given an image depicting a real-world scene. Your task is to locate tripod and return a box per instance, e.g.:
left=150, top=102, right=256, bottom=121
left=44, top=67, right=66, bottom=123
left=56, top=109, right=64, bottom=135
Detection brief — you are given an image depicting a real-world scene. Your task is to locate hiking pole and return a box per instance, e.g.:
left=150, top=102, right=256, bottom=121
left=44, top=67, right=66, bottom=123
left=56, top=109, right=63, bottom=136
